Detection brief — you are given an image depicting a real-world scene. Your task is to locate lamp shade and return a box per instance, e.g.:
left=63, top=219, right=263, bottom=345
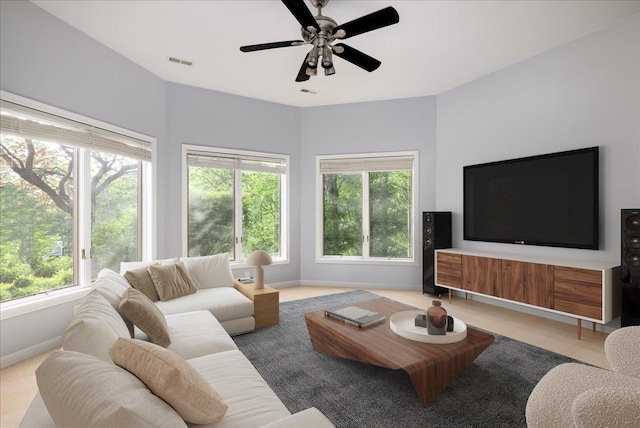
left=246, top=250, right=272, bottom=267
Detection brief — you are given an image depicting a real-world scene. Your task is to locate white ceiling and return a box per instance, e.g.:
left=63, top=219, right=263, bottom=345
left=32, top=1, right=640, bottom=107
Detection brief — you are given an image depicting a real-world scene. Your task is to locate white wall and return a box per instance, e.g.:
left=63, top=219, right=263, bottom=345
left=436, top=13, right=640, bottom=264
left=299, top=97, right=438, bottom=289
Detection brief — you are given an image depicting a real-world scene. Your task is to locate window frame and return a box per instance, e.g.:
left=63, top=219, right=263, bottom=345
left=0, top=90, right=156, bottom=318
left=315, top=151, right=419, bottom=266
left=181, top=144, right=290, bottom=267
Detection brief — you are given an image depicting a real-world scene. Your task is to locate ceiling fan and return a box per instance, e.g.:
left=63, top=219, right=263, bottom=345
left=239, top=0, right=399, bottom=82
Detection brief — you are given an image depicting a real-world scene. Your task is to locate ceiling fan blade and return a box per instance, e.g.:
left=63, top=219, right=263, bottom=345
left=282, top=0, right=320, bottom=31
left=240, top=40, right=305, bottom=52
left=295, top=58, right=311, bottom=82
left=332, top=6, right=399, bottom=39
left=332, top=43, right=381, bottom=72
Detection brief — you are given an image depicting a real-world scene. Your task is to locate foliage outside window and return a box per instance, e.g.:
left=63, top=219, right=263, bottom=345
left=0, top=99, right=151, bottom=303
left=318, top=152, right=416, bottom=263
left=185, top=146, right=288, bottom=263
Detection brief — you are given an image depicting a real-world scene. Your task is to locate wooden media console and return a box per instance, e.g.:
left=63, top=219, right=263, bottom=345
left=435, top=249, right=620, bottom=339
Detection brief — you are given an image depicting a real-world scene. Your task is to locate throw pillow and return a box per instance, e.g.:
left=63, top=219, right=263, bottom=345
left=119, top=288, right=171, bottom=347
left=36, top=350, right=187, bottom=428
left=124, top=266, right=160, bottom=302
left=109, top=338, right=228, bottom=425
left=180, top=253, right=235, bottom=289
left=91, top=274, right=134, bottom=337
left=62, top=291, right=131, bottom=361
left=119, top=257, right=180, bottom=275
left=148, top=262, right=197, bottom=301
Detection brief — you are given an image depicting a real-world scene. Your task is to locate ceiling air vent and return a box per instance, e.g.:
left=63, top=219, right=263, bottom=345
left=168, top=56, right=193, bottom=66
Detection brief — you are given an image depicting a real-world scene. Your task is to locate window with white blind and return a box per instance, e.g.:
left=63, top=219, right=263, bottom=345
left=316, top=151, right=417, bottom=264
left=183, top=145, right=289, bottom=264
left=0, top=96, right=153, bottom=303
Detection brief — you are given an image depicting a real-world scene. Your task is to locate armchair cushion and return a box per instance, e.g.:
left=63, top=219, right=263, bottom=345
left=605, top=326, right=640, bottom=378
left=571, top=386, right=640, bottom=428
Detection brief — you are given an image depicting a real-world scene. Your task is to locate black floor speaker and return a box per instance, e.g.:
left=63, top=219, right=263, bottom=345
left=423, top=212, right=452, bottom=297
left=621, top=208, right=640, bottom=327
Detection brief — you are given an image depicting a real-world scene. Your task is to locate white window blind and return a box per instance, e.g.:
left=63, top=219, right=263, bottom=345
left=187, top=151, right=286, bottom=174
left=0, top=100, right=151, bottom=161
left=319, top=155, right=414, bottom=173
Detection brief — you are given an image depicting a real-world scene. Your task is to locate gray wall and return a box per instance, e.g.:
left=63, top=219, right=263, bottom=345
left=436, top=13, right=640, bottom=263
left=165, top=83, right=302, bottom=283
left=299, top=97, right=438, bottom=289
left=0, top=0, right=167, bottom=365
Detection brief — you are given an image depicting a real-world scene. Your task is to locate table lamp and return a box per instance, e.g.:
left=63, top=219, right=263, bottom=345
left=246, top=250, right=272, bottom=289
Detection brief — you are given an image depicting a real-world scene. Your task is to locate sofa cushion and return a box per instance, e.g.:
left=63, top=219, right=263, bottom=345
left=119, top=288, right=171, bottom=347
left=92, top=270, right=134, bottom=337
left=110, top=338, right=228, bottom=425
left=36, top=350, right=186, bottom=428
left=62, top=291, right=130, bottom=361
left=124, top=266, right=160, bottom=302
left=186, top=350, right=291, bottom=428
left=155, top=287, right=253, bottom=323
left=148, top=262, right=197, bottom=301
left=120, top=257, right=180, bottom=275
left=180, top=253, right=235, bottom=289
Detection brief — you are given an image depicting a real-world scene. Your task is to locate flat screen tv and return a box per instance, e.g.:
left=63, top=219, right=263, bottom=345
left=464, top=147, right=599, bottom=250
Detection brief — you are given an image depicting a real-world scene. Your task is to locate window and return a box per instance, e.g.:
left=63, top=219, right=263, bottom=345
left=0, top=97, right=153, bottom=303
left=183, top=145, right=288, bottom=264
left=317, top=152, right=417, bottom=264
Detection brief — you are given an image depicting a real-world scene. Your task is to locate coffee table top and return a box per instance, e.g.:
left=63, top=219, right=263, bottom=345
left=304, top=298, right=495, bottom=371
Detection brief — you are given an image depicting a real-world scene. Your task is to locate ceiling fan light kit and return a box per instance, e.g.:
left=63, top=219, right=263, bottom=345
left=239, top=0, right=399, bottom=82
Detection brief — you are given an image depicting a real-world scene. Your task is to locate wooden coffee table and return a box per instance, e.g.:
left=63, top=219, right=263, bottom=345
left=304, top=298, right=494, bottom=406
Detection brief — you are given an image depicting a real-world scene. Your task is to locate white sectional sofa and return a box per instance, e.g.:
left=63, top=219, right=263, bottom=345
left=20, top=256, right=334, bottom=428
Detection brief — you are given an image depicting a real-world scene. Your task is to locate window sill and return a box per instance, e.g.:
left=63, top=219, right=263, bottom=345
left=0, top=286, right=91, bottom=321
left=316, top=257, right=417, bottom=266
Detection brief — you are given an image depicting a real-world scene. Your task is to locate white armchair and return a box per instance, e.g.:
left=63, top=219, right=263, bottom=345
left=526, top=326, right=640, bottom=427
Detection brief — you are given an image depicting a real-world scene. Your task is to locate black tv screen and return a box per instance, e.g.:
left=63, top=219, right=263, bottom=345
left=464, top=147, right=599, bottom=250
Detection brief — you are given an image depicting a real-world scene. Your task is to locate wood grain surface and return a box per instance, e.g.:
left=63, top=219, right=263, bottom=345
left=304, top=299, right=495, bottom=406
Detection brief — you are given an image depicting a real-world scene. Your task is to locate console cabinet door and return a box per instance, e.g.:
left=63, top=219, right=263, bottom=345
left=501, top=261, right=553, bottom=308
left=462, top=256, right=501, bottom=296
left=436, top=252, right=462, bottom=288
left=553, top=267, right=602, bottom=320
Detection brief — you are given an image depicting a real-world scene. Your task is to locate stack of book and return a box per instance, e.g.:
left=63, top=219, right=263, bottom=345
left=324, top=305, right=386, bottom=328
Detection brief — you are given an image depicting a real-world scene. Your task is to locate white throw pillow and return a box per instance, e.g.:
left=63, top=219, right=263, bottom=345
left=119, top=257, right=180, bottom=275
left=92, top=273, right=134, bottom=337
left=62, top=291, right=131, bottom=361
left=36, top=350, right=187, bottom=428
left=180, top=253, right=235, bottom=289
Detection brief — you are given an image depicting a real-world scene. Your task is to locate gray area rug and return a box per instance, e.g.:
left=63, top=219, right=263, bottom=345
left=233, top=290, right=575, bottom=427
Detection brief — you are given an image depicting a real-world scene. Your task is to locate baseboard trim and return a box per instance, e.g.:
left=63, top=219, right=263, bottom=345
left=298, top=279, right=421, bottom=290
left=1, top=336, right=61, bottom=369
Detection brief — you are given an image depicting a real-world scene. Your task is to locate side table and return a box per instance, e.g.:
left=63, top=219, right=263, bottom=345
left=234, top=280, right=279, bottom=328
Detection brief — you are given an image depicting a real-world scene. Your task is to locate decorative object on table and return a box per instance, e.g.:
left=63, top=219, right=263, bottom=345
left=447, top=315, right=454, bottom=332
left=415, top=314, right=427, bottom=328
left=324, top=305, right=385, bottom=328
left=427, top=300, right=447, bottom=335
left=246, top=250, right=272, bottom=290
